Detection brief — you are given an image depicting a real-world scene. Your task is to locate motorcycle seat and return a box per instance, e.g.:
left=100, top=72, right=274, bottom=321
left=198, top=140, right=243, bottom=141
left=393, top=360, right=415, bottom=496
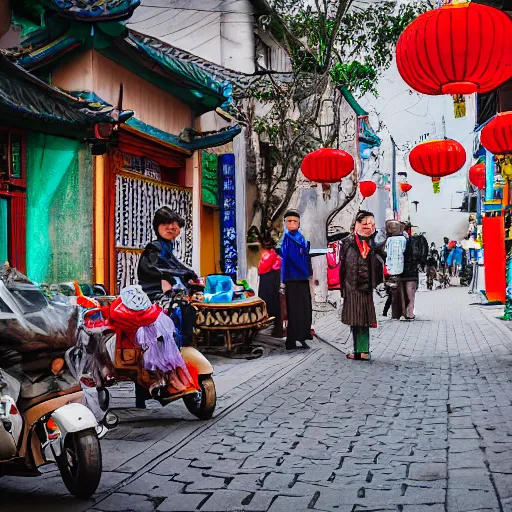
left=17, top=385, right=83, bottom=413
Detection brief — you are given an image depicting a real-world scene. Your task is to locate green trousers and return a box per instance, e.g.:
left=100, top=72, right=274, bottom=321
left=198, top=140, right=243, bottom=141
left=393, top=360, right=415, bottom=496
left=351, top=326, right=370, bottom=358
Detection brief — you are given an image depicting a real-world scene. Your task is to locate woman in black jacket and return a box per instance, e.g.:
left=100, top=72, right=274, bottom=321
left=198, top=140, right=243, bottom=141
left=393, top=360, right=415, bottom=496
left=339, top=210, right=385, bottom=360
left=137, top=207, right=197, bottom=300
left=135, top=207, right=197, bottom=407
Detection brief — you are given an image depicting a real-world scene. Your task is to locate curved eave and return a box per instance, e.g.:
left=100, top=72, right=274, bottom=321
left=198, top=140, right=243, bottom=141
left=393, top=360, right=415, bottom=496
left=119, top=35, right=228, bottom=113
left=7, top=30, right=230, bottom=114
left=125, top=118, right=242, bottom=154
left=10, top=34, right=83, bottom=70
left=0, top=54, right=116, bottom=139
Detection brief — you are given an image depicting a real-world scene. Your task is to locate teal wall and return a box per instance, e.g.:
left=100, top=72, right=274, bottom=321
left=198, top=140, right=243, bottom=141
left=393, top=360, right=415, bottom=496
left=26, top=133, right=93, bottom=283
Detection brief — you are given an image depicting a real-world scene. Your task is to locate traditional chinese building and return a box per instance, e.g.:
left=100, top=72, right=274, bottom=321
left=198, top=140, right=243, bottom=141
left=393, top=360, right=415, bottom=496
left=2, top=1, right=241, bottom=292
left=0, top=52, right=124, bottom=277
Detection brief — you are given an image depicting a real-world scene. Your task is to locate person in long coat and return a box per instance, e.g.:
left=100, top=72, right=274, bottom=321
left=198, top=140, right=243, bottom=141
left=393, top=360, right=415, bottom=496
left=276, top=209, right=312, bottom=351
left=339, top=210, right=385, bottom=360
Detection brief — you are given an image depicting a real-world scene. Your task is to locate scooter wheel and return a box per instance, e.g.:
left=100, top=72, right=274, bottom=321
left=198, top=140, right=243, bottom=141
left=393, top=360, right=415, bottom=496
left=183, top=376, right=216, bottom=420
left=56, top=429, right=102, bottom=498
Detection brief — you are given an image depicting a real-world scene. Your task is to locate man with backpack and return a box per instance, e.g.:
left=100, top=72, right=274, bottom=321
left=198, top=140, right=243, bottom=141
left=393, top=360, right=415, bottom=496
left=401, top=224, right=428, bottom=320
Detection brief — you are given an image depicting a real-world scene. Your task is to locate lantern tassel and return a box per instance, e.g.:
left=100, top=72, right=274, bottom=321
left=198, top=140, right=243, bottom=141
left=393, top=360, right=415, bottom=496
left=432, top=177, right=441, bottom=194
left=453, top=94, right=466, bottom=118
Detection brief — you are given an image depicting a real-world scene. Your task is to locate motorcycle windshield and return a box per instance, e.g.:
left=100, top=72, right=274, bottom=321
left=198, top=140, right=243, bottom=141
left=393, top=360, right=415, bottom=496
left=0, top=268, right=78, bottom=370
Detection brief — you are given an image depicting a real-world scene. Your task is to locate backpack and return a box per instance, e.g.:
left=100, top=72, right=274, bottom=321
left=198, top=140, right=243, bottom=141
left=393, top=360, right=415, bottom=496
left=409, top=234, right=429, bottom=266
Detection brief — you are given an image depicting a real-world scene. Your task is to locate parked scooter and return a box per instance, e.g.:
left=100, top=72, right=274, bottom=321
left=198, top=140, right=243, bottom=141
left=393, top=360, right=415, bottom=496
left=69, top=280, right=216, bottom=420
left=0, top=364, right=102, bottom=498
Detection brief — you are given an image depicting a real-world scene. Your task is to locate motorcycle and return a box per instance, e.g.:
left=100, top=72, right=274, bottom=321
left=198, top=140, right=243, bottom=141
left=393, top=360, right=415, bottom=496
left=0, top=266, right=106, bottom=498
left=69, top=280, right=216, bottom=420
left=0, top=363, right=102, bottom=498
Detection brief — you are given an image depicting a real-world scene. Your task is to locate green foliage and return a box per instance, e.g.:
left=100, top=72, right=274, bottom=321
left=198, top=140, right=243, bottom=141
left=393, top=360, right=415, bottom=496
left=277, top=0, right=428, bottom=95
left=201, top=152, right=219, bottom=206
left=330, top=61, right=377, bottom=96
left=240, top=0, right=430, bottom=234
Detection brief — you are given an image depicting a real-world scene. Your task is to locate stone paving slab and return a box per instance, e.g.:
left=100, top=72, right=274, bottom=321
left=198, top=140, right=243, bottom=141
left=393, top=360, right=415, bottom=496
left=4, top=287, right=512, bottom=511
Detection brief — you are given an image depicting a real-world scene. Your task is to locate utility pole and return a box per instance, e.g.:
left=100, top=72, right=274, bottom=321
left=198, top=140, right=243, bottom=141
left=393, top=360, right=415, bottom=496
left=391, top=136, right=398, bottom=220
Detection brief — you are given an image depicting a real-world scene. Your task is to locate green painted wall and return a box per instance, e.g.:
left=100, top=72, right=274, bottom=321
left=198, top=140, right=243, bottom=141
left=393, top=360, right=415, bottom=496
left=202, top=151, right=219, bottom=206
left=26, top=133, right=93, bottom=284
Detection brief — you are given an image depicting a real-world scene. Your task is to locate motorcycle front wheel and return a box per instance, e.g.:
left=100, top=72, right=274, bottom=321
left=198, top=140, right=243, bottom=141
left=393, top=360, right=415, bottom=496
left=57, top=429, right=102, bottom=498
left=183, top=376, right=216, bottom=420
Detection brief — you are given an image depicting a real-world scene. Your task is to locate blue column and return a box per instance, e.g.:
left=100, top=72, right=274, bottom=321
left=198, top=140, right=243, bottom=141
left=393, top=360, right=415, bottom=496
left=219, top=154, right=238, bottom=277
left=485, top=150, right=494, bottom=202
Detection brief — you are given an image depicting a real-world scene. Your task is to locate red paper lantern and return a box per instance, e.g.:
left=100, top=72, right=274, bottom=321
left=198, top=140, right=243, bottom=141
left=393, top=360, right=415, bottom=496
left=481, top=112, right=512, bottom=155
left=396, top=3, right=512, bottom=96
left=400, top=183, right=412, bottom=193
left=301, top=148, right=355, bottom=184
left=409, top=140, right=466, bottom=178
left=359, top=180, right=377, bottom=198
left=468, top=162, right=486, bottom=189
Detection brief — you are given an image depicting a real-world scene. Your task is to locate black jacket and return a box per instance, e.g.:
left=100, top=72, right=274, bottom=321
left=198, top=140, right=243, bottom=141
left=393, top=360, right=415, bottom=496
left=137, top=241, right=197, bottom=300
left=402, top=240, right=419, bottom=281
left=339, top=234, right=385, bottom=296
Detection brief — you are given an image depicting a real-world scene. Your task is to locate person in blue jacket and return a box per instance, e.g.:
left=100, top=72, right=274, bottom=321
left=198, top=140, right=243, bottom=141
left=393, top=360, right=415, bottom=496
left=277, top=209, right=312, bottom=351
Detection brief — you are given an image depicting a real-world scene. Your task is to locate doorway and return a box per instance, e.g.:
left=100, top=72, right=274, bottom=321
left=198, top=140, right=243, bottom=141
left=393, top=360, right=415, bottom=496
left=201, top=205, right=221, bottom=276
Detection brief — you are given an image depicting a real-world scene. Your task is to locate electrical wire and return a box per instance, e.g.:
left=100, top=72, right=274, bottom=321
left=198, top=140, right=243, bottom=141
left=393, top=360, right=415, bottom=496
left=133, top=3, right=262, bottom=15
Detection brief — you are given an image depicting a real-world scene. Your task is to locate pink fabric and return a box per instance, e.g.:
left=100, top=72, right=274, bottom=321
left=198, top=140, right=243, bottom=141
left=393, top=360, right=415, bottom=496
left=327, top=242, right=341, bottom=290
left=258, top=249, right=282, bottom=275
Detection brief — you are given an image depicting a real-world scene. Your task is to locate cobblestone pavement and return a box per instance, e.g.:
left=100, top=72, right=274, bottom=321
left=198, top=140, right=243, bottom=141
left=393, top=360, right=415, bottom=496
left=3, top=287, right=512, bottom=512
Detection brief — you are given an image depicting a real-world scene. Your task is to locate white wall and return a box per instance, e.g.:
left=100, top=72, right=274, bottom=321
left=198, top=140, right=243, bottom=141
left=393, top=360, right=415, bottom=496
left=359, top=55, right=475, bottom=246
left=127, top=0, right=256, bottom=73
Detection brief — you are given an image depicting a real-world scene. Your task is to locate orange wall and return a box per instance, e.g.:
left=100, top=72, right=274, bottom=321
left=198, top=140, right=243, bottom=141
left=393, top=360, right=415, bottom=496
left=51, top=50, right=193, bottom=136
left=201, top=206, right=221, bottom=276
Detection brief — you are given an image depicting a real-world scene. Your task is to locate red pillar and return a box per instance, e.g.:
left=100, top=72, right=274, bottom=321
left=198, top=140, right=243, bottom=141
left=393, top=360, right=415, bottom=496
left=9, top=192, right=26, bottom=273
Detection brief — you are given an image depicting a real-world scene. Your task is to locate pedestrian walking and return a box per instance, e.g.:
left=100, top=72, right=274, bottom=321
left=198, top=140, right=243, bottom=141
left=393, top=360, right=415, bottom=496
left=452, top=243, right=463, bottom=277
left=383, top=220, right=407, bottom=318
left=382, top=270, right=392, bottom=317
left=401, top=228, right=428, bottom=320
left=426, top=244, right=438, bottom=290
left=384, top=220, right=407, bottom=276
left=276, top=210, right=312, bottom=351
left=257, top=237, right=283, bottom=338
left=339, top=210, right=385, bottom=360
left=440, top=236, right=450, bottom=275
